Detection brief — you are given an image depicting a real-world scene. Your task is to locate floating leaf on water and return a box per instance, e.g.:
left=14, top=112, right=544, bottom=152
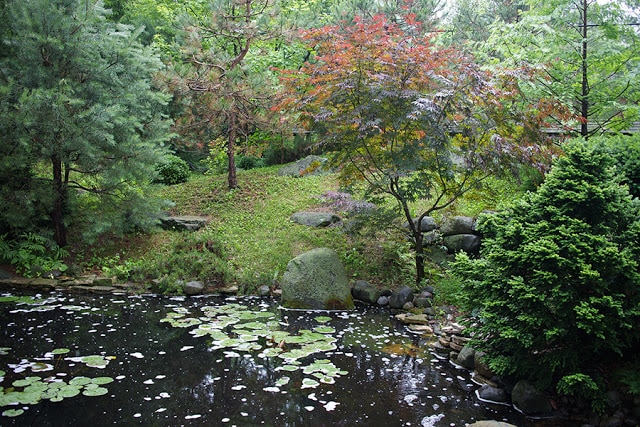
left=234, top=321, right=268, bottom=330
left=275, top=376, right=290, bottom=387
left=80, top=355, right=110, bottom=368
left=12, top=377, right=41, bottom=387
left=31, top=362, right=54, bottom=372
left=301, top=378, right=320, bottom=389
left=233, top=342, right=262, bottom=352
left=59, top=385, right=81, bottom=398
left=69, top=377, right=92, bottom=386
left=276, top=364, right=299, bottom=372
left=188, top=328, right=210, bottom=338
left=260, top=348, right=283, bottom=357
left=324, top=401, right=339, bottom=411
left=172, top=318, right=202, bottom=328
left=314, top=316, right=332, bottom=323
left=2, top=408, right=24, bottom=417
left=0, top=347, right=10, bottom=355
left=24, top=382, right=48, bottom=393
left=0, top=392, right=21, bottom=406
left=91, top=377, right=114, bottom=385
left=82, top=387, right=108, bottom=397
left=51, top=348, right=70, bottom=355
left=313, top=326, right=336, bottom=334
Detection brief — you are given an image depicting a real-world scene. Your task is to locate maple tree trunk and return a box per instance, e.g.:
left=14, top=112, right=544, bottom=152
left=414, top=234, right=425, bottom=286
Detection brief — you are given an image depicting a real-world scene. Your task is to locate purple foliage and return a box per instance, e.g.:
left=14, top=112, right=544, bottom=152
left=318, top=191, right=376, bottom=215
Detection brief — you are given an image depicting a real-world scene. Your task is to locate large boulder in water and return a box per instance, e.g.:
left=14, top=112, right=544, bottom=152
left=281, top=248, right=354, bottom=310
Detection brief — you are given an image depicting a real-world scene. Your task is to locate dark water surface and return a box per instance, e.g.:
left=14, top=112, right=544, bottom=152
left=0, top=291, right=544, bottom=426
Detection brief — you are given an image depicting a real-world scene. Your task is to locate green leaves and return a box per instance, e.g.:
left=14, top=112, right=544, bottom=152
left=453, top=139, right=640, bottom=399
left=0, top=0, right=172, bottom=245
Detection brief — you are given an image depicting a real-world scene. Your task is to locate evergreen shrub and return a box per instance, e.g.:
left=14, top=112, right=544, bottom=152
left=601, top=134, right=640, bottom=199
left=452, top=139, right=640, bottom=404
left=155, top=154, right=190, bottom=185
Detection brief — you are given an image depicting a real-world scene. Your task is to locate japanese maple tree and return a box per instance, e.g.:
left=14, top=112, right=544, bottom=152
left=276, top=14, right=556, bottom=285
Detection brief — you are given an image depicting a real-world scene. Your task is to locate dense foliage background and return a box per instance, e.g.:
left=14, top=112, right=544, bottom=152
left=1, top=0, right=640, bottom=410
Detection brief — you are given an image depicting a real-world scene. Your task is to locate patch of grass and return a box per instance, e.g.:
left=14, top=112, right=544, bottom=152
left=69, top=165, right=524, bottom=294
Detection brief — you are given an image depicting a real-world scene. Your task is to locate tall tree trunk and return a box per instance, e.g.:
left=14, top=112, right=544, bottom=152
left=580, top=0, right=589, bottom=137
left=227, top=110, right=238, bottom=189
left=51, top=154, right=67, bottom=247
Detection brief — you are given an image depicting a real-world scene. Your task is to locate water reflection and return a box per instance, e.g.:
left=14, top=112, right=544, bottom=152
left=0, top=291, right=533, bottom=426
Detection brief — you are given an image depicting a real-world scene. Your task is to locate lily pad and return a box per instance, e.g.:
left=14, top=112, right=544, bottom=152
left=91, top=377, right=114, bottom=385
left=69, top=376, right=92, bottom=386
left=13, top=377, right=41, bottom=387
left=80, top=355, right=110, bottom=368
left=313, top=326, right=336, bottom=334
left=59, top=385, right=81, bottom=398
left=301, top=378, right=320, bottom=389
left=2, top=408, right=24, bottom=417
left=275, top=376, right=290, bottom=387
left=82, top=386, right=108, bottom=397
left=51, top=348, right=70, bottom=355
left=31, top=362, right=54, bottom=372
left=314, top=316, right=332, bottom=323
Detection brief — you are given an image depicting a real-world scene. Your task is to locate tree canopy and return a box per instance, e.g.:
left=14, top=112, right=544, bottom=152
left=481, top=0, right=640, bottom=137
left=0, top=0, right=172, bottom=246
left=276, top=13, right=557, bottom=284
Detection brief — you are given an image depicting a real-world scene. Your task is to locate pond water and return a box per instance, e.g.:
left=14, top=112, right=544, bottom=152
left=0, top=291, right=539, bottom=426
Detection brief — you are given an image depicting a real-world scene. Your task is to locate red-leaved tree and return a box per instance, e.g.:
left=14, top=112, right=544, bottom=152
left=276, top=14, right=559, bottom=285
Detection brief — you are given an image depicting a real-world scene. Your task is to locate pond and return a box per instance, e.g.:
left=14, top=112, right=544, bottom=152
left=0, top=290, right=541, bottom=426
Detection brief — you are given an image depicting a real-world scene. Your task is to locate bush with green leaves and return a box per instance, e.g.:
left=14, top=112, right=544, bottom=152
left=0, top=233, right=68, bottom=277
left=452, top=139, right=640, bottom=405
left=236, top=155, right=265, bottom=170
left=600, top=134, right=640, bottom=199
left=155, top=154, right=190, bottom=185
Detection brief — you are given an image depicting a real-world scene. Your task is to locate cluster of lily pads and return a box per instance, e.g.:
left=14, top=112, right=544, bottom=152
left=0, top=347, right=116, bottom=418
left=160, top=303, right=348, bottom=390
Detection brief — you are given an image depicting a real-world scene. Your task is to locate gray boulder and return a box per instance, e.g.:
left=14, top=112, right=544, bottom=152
left=183, top=280, right=205, bottom=295
left=0, top=268, right=12, bottom=279
left=290, top=212, right=341, bottom=227
left=376, top=296, right=389, bottom=306
left=389, top=285, right=414, bottom=309
left=404, top=216, right=438, bottom=232
left=511, top=380, right=552, bottom=416
left=278, top=155, right=329, bottom=177
left=441, top=216, right=476, bottom=236
left=443, top=234, right=481, bottom=254
left=474, top=352, right=495, bottom=380
left=281, top=248, right=354, bottom=310
left=351, top=280, right=380, bottom=304
left=476, top=385, right=509, bottom=405
left=456, top=344, right=476, bottom=369
left=160, top=215, right=209, bottom=231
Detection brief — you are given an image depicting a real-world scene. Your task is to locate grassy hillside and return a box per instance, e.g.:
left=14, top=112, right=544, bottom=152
left=71, top=164, right=520, bottom=297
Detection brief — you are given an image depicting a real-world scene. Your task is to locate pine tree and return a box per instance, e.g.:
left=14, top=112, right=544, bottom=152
left=0, top=0, right=172, bottom=246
